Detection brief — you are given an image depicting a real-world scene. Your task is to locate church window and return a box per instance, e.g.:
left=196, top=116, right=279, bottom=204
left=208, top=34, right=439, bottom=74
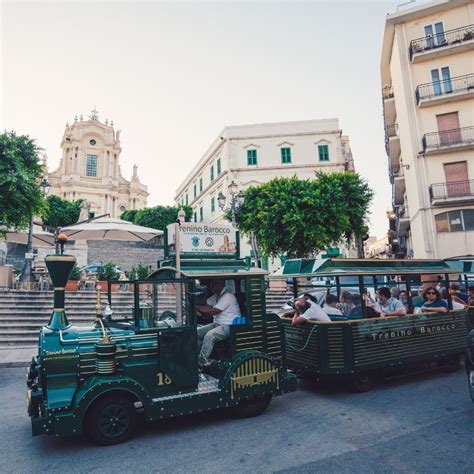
left=89, top=139, right=96, bottom=146
left=86, top=154, right=97, bottom=176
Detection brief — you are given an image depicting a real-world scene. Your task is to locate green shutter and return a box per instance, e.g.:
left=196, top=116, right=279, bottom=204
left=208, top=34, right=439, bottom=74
left=210, top=165, right=214, bottom=181
left=199, top=177, right=203, bottom=192
left=211, top=197, right=215, bottom=212
left=281, top=147, right=291, bottom=163
left=185, top=194, right=188, bottom=205
left=247, top=149, right=257, bottom=166
left=193, top=184, right=196, bottom=198
left=193, top=212, right=197, bottom=222
left=199, top=207, right=203, bottom=221
left=217, top=158, right=221, bottom=175
left=318, top=144, right=329, bottom=161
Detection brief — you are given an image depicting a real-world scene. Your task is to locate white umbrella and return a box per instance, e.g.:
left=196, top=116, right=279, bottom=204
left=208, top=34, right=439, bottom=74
left=0, top=225, right=55, bottom=246
left=61, top=217, right=163, bottom=242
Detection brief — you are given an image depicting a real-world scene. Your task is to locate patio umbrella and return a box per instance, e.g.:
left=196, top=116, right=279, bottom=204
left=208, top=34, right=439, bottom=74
left=0, top=226, right=55, bottom=246
left=60, top=217, right=163, bottom=242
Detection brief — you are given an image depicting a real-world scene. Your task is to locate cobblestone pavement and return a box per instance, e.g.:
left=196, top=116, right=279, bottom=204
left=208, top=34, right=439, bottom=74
left=1, top=366, right=472, bottom=473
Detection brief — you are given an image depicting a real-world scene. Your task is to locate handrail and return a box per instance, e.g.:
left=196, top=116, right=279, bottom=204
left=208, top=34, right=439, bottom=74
left=416, top=73, right=474, bottom=104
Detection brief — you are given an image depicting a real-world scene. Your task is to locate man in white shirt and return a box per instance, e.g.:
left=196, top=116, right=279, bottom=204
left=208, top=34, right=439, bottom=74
left=292, top=297, right=331, bottom=325
left=196, top=279, right=241, bottom=367
left=322, top=294, right=344, bottom=317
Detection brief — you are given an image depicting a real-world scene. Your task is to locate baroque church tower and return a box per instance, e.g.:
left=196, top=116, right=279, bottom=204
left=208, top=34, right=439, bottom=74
left=46, top=108, right=148, bottom=218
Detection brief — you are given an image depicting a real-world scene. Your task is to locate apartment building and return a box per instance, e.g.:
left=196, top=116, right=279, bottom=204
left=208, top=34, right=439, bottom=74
left=381, top=0, right=473, bottom=259
left=174, top=119, right=355, bottom=264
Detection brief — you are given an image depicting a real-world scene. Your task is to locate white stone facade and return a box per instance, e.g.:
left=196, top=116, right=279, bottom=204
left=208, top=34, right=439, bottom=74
left=174, top=119, right=355, bottom=264
left=46, top=109, right=148, bottom=218
left=381, top=0, right=474, bottom=259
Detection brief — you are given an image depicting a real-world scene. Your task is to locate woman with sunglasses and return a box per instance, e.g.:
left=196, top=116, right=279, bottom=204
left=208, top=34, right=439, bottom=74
left=420, top=286, right=448, bottom=313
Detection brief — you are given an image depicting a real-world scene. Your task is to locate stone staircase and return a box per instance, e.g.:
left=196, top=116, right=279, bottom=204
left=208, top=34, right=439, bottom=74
left=0, top=290, right=291, bottom=347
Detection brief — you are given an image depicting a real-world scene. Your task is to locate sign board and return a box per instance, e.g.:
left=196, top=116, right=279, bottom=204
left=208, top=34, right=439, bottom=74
left=166, top=223, right=238, bottom=257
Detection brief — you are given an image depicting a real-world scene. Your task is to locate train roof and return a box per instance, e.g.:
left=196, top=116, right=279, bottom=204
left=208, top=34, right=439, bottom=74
left=277, top=258, right=462, bottom=277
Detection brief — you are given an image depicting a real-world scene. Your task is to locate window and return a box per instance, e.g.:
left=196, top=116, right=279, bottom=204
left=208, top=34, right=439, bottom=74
left=247, top=149, right=257, bottom=166
left=193, top=212, right=197, bottom=223
left=211, top=197, right=215, bottom=213
left=86, top=154, right=97, bottom=176
left=431, top=67, right=452, bottom=96
left=424, top=22, right=445, bottom=49
left=185, top=193, right=188, bottom=205
left=199, top=207, right=203, bottom=222
left=217, top=158, right=221, bottom=175
left=435, top=209, right=474, bottom=232
left=89, top=139, right=96, bottom=146
left=210, top=165, right=214, bottom=181
left=199, top=177, right=203, bottom=192
left=318, top=145, right=329, bottom=162
left=193, top=183, right=197, bottom=198
left=281, top=147, right=291, bottom=164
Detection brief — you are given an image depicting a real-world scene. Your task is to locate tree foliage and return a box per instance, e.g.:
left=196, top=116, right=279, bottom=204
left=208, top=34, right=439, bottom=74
left=120, top=205, right=193, bottom=230
left=234, top=173, right=373, bottom=259
left=41, top=195, right=83, bottom=228
left=0, top=131, right=46, bottom=230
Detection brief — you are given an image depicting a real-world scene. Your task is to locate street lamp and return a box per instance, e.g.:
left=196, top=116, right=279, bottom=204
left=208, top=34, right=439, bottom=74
left=20, top=178, right=50, bottom=286
left=218, top=180, right=242, bottom=227
left=218, top=181, right=260, bottom=267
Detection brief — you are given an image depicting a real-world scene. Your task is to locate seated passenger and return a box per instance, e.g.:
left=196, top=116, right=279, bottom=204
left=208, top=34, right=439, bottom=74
left=322, top=294, right=344, bottom=318
left=368, top=287, right=407, bottom=318
left=449, top=282, right=469, bottom=304
left=419, top=286, right=448, bottom=314
left=292, top=297, right=330, bottom=325
left=397, top=290, right=409, bottom=312
left=440, top=288, right=466, bottom=310
left=336, top=291, right=355, bottom=315
left=196, top=279, right=241, bottom=367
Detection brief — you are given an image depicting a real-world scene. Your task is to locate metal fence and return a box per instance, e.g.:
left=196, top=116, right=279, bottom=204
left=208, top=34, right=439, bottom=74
left=416, top=73, right=474, bottom=104
left=409, top=24, right=474, bottom=61
left=429, top=180, right=474, bottom=203
left=422, top=126, right=474, bottom=152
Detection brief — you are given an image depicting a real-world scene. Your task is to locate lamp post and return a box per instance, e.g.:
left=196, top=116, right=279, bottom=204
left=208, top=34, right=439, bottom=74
left=217, top=180, right=244, bottom=227
left=20, top=178, right=50, bottom=285
left=218, top=181, right=260, bottom=267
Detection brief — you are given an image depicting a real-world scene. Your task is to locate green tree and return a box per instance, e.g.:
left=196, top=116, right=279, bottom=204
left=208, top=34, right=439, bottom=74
left=233, top=173, right=373, bottom=259
left=122, top=205, right=193, bottom=230
left=41, top=195, right=83, bottom=228
left=0, top=131, right=46, bottom=231
left=120, top=209, right=138, bottom=223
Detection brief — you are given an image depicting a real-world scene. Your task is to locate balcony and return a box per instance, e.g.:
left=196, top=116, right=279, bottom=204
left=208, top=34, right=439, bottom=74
left=385, top=124, right=401, bottom=167
left=422, top=126, right=474, bottom=154
left=409, top=24, right=474, bottom=63
left=416, top=74, right=474, bottom=107
left=382, top=85, right=396, bottom=126
left=395, top=205, right=410, bottom=236
left=429, top=180, right=474, bottom=207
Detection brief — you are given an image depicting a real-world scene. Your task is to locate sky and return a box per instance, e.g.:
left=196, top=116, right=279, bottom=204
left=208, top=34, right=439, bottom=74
left=1, top=0, right=427, bottom=238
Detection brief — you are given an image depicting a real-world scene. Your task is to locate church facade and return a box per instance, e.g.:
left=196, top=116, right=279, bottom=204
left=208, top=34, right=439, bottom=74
left=46, top=109, right=148, bottom=218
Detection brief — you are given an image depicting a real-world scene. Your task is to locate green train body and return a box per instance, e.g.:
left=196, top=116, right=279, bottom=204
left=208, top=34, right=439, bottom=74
left=277, top=258, right=473, bottom=391
left=27, top=254, right=296, bottom=444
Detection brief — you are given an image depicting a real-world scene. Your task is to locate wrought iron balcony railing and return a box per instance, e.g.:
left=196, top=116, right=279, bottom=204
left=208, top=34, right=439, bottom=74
left=382, top=85, right=394, bottom=100
left=429, top=180, right=474, bottom=204
left=422, top=126, right=474, bottom=152
left=416, top=73, right=474, bottom=104
left=409, top=24, right=474, bottom=61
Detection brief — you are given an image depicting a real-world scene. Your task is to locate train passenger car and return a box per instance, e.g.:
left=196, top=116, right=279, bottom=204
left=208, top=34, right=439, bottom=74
left=273, top=258, right=471, bottom=392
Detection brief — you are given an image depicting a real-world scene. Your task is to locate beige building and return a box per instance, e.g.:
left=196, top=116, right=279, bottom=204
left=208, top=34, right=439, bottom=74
left=46, top=109, right=148, bottom=218
left=381, top=0, right=474, bottom=259
left=174, top=118, right=355, bottom=267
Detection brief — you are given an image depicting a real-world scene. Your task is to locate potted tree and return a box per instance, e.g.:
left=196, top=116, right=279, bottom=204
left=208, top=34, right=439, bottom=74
left=65, top=264, right=82, bottom=291
left=96, top=262, right=119, bottom=293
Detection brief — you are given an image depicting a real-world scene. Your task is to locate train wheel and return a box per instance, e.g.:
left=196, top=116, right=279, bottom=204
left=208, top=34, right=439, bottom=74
left=442, top=354, right=460, bottom=373
left=232, top=395, right=272, bottom=418
left=84, top=394, right=137, bottom=445
left=349, top=371, right=376, bottom=393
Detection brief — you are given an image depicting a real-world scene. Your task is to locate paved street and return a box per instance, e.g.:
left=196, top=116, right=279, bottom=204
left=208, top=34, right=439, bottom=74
left=1, top=366, right=472, bottom=473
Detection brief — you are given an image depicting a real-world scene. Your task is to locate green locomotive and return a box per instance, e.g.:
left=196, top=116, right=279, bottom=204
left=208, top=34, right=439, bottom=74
left=27, top=231, right=296, bottom=445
